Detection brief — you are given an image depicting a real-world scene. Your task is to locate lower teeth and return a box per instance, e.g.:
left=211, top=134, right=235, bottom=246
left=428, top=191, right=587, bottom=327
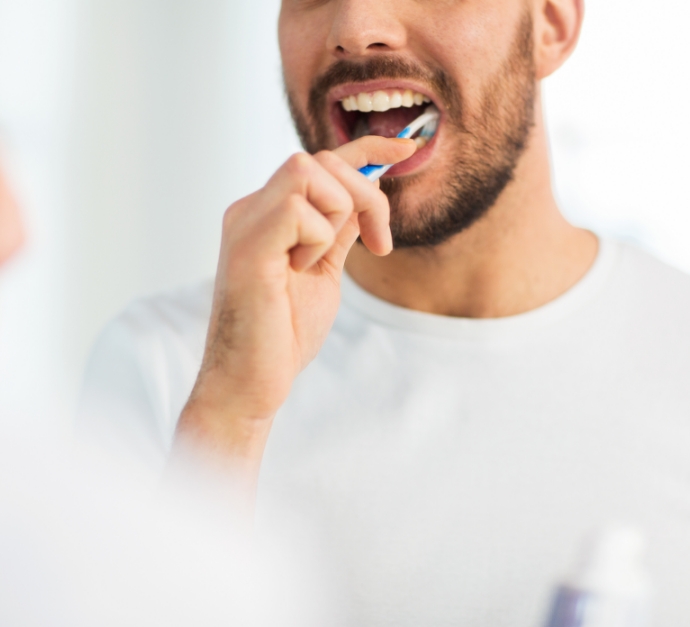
left=414, top=137, right=428, bottom=149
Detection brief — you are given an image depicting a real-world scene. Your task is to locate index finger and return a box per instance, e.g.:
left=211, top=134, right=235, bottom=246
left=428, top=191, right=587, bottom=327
left=333, top=136, right=417, bottom=171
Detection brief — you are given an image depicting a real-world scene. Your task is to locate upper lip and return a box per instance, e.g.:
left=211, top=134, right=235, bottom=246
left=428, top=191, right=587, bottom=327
left=327, top=79, right=443, bottom=113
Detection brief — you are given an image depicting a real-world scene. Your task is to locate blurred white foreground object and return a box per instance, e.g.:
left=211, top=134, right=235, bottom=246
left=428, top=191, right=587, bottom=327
left=544, top=525, right=652, bottom=627
left=0, top=431, right=332, bottom=627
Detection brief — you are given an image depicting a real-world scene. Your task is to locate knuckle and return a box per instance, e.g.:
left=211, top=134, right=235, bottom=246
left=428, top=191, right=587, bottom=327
left=285, top=152, right=314, bottom=178
left=222, top=201, right=242, bottom=229
left=223, top=193, right=256, bottom=227
left=314, top=150, right=338, bottom=167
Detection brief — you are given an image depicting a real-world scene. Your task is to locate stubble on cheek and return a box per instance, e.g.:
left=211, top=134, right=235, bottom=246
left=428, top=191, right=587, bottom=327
left=383, top=11, right=537, bottom=248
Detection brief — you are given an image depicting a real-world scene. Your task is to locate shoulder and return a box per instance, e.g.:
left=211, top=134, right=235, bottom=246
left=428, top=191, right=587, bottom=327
left=611, top=239, right=690, bottom=316
left=601, top=239, right=690, bottom=373
left=617, top=239, right=690, bottom=289
left=78, top=280, right=214, bottom=465
left=111, top=279, right=214, bottom=349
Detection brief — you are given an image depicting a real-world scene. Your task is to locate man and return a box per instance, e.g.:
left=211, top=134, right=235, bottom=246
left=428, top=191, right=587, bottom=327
left=79, top=0, right=690, bottom=625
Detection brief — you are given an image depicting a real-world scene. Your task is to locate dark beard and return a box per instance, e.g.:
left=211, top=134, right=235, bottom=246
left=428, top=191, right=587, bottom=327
left=286, top=12, right=536, bottom=249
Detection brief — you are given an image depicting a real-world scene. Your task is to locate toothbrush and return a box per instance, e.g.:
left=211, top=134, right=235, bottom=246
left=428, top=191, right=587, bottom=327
left=358, top=106, right=439, bottom=182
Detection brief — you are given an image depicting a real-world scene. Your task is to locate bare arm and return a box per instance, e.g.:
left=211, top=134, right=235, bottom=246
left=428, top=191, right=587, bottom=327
left=170, top=137, right=416, bottom=513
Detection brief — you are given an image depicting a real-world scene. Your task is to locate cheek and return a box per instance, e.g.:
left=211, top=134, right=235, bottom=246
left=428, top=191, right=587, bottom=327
left=413, top=3, right=526, bottom=104
left=279, top=9, right=330, bottom=105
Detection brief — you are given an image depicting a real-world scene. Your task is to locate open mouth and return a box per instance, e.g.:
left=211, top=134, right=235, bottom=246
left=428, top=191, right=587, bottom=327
left=332, top=87, right=440, bottom=151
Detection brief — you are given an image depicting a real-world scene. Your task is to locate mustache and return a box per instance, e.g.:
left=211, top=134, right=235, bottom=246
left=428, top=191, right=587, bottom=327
left=307, top=57, right=463, bottom=125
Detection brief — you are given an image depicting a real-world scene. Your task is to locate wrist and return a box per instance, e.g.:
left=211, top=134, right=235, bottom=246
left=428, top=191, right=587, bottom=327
left=176, top=394, right=275, bottom=462
left=167, top=397, right=273, bottom=528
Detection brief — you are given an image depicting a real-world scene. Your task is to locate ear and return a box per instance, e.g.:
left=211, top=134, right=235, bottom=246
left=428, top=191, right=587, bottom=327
left=533, top=0, right=584, bottom=79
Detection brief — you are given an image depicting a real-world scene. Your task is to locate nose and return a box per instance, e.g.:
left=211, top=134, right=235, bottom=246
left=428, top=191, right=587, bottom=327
left=327, top=0, right=407, bottom=59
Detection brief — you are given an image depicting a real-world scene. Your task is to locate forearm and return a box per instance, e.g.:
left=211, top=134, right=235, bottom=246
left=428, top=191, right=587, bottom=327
left=168, top=371, right=276, bottom=520
left=175, top=395, right=274, bottom=482
left=163, top=136, right=407, bottom=521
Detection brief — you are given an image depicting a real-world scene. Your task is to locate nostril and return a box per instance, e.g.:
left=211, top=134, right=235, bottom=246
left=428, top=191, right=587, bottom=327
left=368, top=43, right=389, bottom=50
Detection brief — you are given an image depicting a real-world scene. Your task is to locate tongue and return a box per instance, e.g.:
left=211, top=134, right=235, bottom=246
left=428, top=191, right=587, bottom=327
left=367, top=106, right=424, bottom=138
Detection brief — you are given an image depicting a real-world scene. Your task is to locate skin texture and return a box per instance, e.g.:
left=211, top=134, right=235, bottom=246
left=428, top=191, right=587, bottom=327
left=175, top=0, right=597, bottom=506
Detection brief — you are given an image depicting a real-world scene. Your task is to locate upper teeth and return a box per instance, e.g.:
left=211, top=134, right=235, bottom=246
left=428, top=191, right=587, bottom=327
left=341, top=90, right=431, bottom=112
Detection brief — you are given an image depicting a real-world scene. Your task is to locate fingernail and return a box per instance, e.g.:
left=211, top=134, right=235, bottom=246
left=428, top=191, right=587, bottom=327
left=391, top=138, right=416, bottom=147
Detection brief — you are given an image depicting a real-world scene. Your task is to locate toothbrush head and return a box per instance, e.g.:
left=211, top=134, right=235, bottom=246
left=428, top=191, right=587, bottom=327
left=358, top=106, right=440, bottom=182
left=419, top=108, right=439, bottom=139
left=397, top=106, right=440, bottom=140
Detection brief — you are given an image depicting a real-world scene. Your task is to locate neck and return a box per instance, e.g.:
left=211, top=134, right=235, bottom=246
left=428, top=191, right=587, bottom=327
left=345, top=94, right=597, bottom=319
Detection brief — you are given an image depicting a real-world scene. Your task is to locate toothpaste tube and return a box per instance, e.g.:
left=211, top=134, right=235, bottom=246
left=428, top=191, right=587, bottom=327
left=544, top=525, right=652, bottom=627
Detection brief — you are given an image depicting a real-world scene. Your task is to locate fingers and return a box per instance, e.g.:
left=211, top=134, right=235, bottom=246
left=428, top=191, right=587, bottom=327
left=243, top=154, right=353, bottom=271
left=234, top=137, right=417, bottom=274
left=263, top=153, right=354, bottom=234
left=321, top=213, right=361, bottom=271
left=333, top=135, right=417, bottom=171
left=313, top=150, right=392, bottom=255
left=283, top=194, right=337, bottom=272
left=321, top=136, right=416, bottom=255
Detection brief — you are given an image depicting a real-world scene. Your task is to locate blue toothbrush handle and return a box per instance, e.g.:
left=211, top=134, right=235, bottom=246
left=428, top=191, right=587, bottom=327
left=358, top=123, right=416, bottom=181
left=359, top=164, right=385, bottom=180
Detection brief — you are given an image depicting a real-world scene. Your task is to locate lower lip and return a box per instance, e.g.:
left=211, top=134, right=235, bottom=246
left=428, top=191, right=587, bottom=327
left=385, top=132, right=439, bottom=177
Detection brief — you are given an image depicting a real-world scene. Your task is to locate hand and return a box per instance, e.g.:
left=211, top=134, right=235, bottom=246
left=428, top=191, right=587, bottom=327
left=175, top=136, right=416, bottom=469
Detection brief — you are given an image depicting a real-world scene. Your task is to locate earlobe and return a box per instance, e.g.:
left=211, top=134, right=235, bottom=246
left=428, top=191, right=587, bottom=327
left=534, top=0, right=584, bottom=80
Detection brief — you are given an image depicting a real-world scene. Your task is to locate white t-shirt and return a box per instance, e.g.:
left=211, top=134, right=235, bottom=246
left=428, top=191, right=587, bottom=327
left=78, top=238, right=690, bottom=627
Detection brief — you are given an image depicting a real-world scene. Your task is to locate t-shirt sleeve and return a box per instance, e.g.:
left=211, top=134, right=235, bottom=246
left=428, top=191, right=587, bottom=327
left=76, top=314, right=171, bottom=480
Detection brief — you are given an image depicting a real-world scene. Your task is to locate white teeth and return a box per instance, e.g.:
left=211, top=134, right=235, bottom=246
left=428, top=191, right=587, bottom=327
left=357, top=93, right=373, bottom=112
left=414, top=136, right=428, bottom=149
left=372, top=91, right=390, bottom=112
left=341, top=89, right=432, bottom=112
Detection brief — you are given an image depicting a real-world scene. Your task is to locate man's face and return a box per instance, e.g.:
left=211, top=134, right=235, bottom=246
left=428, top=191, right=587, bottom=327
left=279, top=0, right=536, bottom=248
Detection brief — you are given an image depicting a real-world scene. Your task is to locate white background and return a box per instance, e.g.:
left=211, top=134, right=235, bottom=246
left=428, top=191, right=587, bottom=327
left=0, top=0, right=689, bottom=425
